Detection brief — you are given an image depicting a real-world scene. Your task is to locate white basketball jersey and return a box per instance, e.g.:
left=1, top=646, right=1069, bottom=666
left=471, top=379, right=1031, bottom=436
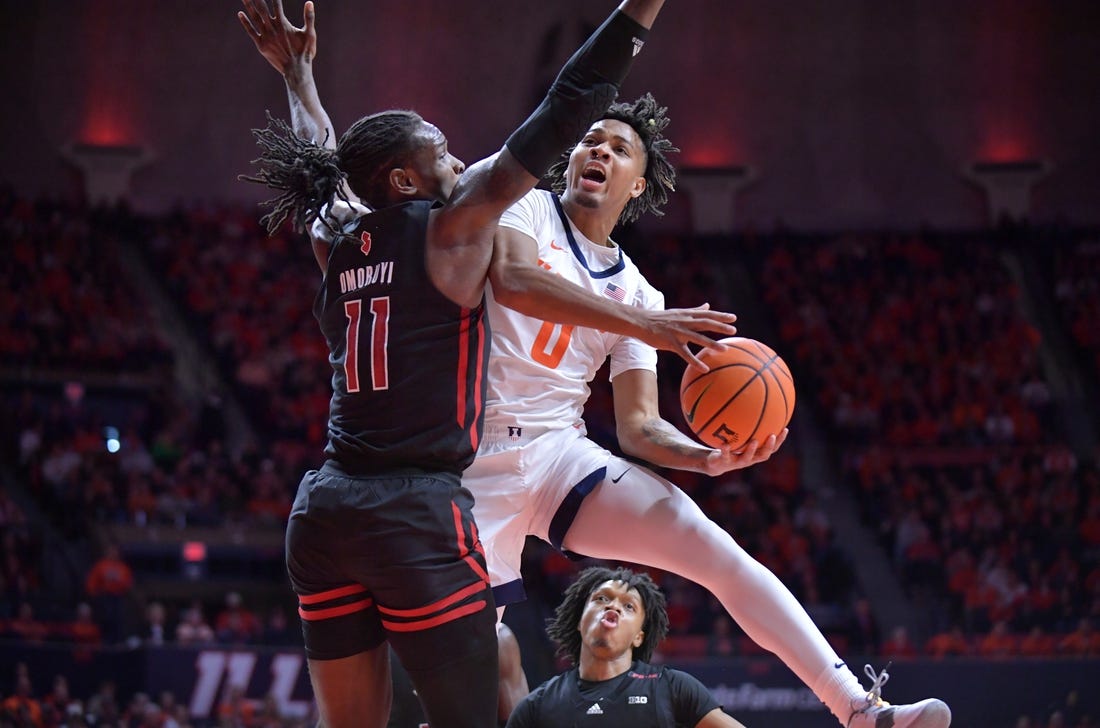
left=486, top=189, right=663, bottom=432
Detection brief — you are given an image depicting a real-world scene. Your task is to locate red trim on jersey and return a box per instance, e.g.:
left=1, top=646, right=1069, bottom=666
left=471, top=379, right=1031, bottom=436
left=298, top=583, right=368, bottom=605
left=455, top=308, right=485, bottom=452
left=377, top=580, right=486, bottom=619
left=456, top=308, right=471, bottom=431
left=298, top=597, right=373, bottom=622
left=470, top=519, right=487, bottom=560
left=451, top=501, right=490, bottom=583
left=470, top=311, right=486, bottom=451
left=381, top=600, right=487, bottom=633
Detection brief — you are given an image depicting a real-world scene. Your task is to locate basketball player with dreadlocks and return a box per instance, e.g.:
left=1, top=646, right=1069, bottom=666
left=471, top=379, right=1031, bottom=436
left=237, top=1, right=678, bottom=726
left=241, top=3, right=952, bottom=727
left=506, top=566, right=747, bottom=728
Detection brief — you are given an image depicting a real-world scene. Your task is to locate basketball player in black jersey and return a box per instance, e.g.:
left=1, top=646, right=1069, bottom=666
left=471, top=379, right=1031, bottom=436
left=239, top=2, right=671, bottom=727
left=506, top=566, right=746, bottom=728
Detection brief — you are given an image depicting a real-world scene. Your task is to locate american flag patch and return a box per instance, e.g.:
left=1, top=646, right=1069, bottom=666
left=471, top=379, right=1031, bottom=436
left=603, top=282, right=627, bottom=302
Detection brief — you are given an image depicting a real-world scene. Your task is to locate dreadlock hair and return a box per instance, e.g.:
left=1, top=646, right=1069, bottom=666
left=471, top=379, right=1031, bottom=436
left=546, top=566, right=670, bottom=666
left=241, top=109, right=426, bottom=235
left=547, top=92, right=678, bottom=225
left=336, top=110, right=426, bottom=210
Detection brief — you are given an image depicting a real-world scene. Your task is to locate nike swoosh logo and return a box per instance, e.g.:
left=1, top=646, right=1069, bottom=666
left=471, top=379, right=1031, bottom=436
left=834, top=661, right=845, bottom=669
left=611, top=469, right=632, bottom=483
left=684, top=383, right=713, bottom=424
left=550, top=240, right=564, bottom=251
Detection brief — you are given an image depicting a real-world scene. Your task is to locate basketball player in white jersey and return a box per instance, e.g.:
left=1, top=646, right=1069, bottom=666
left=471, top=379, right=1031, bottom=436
left=242, top=5, right=950, bottom=726
left=465, top=94, right=951, bottom=728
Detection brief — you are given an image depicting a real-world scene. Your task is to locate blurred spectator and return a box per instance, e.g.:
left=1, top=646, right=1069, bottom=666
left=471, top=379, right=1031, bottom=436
left=41, top=674, right=83, bottom=727
left=924, top=625, right=971, bottom=658
left=158, top=690, right=184, bottom=728
left=7, top=602, right=49, bottom=643
left=217, top=683, right=256, bottom=727
left=246, top=461, right=292, bottom=527
left=215, top=592, right=261, bottom=644
left=1058, top=618, right=1100, bottom=656
left=1018, top=625, right=1057, bottom=657
left=133, top=601, right=169, bottom=646
left=846, top=597, right=882, bottom=655
left=880, top=625, right=918, bottom=659
left=260, top=606, right=296, bottom=647
left=122, top=692, right=154, bottom=727
left=85, top=680, right=120, bottom=727
left=84, top=543, right=134, bottom=643
left=256, top=693, right=288, bottom=728
left=2, top=670, right=43, bottom=727
left=66, top=601, right=103, bottom=662
left=976, top=619, right=1018, bottom=658
left=176, top=603, right=216, bottom=645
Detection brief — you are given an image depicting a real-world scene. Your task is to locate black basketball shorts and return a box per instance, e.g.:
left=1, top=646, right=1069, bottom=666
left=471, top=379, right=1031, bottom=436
left=285, top=463, right=496, bottom=665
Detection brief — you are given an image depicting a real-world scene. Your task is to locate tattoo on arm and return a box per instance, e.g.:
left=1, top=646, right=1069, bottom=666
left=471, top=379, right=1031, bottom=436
left=640, top=418, right=703, bottom=459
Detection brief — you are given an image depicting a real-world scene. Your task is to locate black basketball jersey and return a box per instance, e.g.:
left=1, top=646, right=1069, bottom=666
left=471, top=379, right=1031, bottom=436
left=506, top=661, right=720, bottom=728
left=314, top=200, right=490, bottom=476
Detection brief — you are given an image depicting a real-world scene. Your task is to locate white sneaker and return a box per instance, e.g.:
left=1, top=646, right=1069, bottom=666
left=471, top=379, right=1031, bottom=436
left=847, top=665, right=951, bottom=728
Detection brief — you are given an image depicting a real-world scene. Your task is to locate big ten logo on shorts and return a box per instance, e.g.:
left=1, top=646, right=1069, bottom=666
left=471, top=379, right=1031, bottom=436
left=187, top=650, right=312, bottom=719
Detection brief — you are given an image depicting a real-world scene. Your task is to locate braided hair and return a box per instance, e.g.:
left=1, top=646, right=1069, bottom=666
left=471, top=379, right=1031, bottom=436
left=242, top=110, right=425, bottom=235
left=337, top=110, right=426, bottom=209
left=547, top=92, right=679, bottom=225
left=546, top=566, right=670, bottom=666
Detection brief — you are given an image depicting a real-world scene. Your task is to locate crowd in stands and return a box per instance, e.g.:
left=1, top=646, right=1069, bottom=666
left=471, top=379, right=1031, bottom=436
left=0, top=660, right=312, bottom=727
left=751, top=228, right=1100, bottom=655
left=1052, top=233, right=1100, bottom=377
left=2, top=189, right=1099, bottom=724
left=0, top=189, right=172, bottom=374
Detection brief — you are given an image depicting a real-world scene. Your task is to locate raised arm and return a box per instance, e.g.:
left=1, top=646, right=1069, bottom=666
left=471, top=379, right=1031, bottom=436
left=238, top=0, right=336, bottom=148
left=239, top=0, right=361, bottom=272
left=429, top=0, right=666, bottom=307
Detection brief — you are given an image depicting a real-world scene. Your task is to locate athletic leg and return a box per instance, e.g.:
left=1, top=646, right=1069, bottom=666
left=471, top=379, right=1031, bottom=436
left=562, top=463, right=950, bottom=727
left=307, top=647, right=391, bottom=728
left=496, top=622, right=530, bottom=722
left=373, top=482, right=500, bottom=728
left=287, top=470, right=394, bottom=727
left=563, top=464, right=844, bottom=690
left=390, top=604, right=499, bottom=728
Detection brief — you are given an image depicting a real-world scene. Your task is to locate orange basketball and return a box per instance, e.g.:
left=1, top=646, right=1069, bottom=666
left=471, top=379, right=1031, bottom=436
left=679, top=337, right=795, bottom=450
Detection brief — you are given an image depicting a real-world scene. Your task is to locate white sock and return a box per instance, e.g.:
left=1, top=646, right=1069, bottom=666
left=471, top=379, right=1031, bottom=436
left=812, top=662, right=869, bottom=725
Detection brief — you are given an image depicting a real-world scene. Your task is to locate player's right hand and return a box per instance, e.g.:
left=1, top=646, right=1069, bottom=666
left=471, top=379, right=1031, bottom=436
left=701, top=428, right=788, bottom=475
left=641, top=304, right=737, bottom=370
left=238, top=0, right=317, bottom=78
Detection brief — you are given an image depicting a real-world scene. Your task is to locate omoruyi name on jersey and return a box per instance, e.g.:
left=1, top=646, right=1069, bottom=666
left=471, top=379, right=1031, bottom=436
left=339, top=261, right=395, bottom=295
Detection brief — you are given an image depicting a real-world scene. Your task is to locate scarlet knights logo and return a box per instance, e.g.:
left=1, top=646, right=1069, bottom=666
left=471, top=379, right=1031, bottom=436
left=507, top=426, right=522, bottom=441
left=360, top=231, right=372, bottom=257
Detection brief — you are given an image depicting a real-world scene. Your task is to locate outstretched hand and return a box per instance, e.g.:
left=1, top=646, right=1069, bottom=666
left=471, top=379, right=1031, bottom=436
left=699, top=428, right=789, bottom=476
left=640, top=304, right=738, bottom=370
left=238, top=0, right=317, bottom=78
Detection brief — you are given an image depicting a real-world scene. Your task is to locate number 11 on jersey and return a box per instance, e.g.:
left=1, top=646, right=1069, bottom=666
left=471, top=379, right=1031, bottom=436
left=344, top=297, right=391, bottom=392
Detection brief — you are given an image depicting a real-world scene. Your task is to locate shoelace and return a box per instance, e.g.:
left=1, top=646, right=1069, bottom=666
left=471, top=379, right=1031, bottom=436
left=863, top=662, right=893, bottom=705
left=847, top=663, right=895, bottom=727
